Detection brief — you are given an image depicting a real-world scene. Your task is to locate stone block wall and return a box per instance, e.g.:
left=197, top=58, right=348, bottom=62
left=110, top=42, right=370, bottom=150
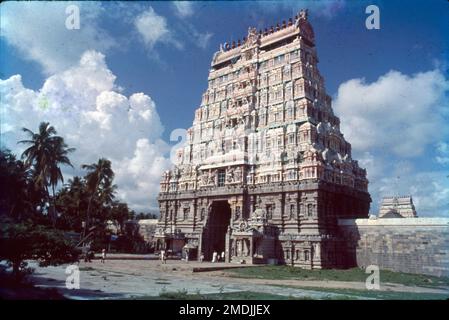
left=338, top=218, right=449, bottom=277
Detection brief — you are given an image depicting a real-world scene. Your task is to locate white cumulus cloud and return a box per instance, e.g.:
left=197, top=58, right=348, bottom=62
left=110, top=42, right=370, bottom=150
left=334, top=69, right=449, bottom=157
left=0, top=51, right=171, bottom=211
left=0, top=1, right=116, bottom=75
left=334, top=68, right=449, bottom=216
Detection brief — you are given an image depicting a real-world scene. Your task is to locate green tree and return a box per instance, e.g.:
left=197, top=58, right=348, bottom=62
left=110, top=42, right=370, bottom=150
left=0, top=149, right=79, bottom=283
left=111, top=202, right=130, bottom=234
left=81, top=158, right=116, bottom=237
left=0, top=150, right=33, bottom=220
left=55, top=176, right=88, bottom=232
left=19, top=122, right=75, bottom=224
left=0, top=218, right=79, bottom=281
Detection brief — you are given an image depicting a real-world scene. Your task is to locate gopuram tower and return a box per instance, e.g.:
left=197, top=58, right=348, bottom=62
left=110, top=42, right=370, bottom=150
left=155, top=10, right=371, bottom=269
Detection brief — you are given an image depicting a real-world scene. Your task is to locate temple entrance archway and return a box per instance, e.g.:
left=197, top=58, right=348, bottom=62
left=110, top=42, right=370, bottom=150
left=202, top=200, right=232, bottom=261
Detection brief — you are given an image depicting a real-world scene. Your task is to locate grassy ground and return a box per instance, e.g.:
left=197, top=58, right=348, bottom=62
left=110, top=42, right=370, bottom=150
left=130, top=286, right=448, bottom=300
left=225, top=266, right=449, bottom=288
left=271, top=284, right=449, bottom=300
left=130, top=289, right=341, bottom=300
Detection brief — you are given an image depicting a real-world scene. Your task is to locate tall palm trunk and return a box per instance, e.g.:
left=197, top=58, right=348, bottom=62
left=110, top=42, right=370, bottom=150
left=83, top=196, right=93, bottom=238
left=51, top=184, right=57, bottom=227
left=83, top=178, right=100, bottom=239
left=44, top=184, right=51, bottom=221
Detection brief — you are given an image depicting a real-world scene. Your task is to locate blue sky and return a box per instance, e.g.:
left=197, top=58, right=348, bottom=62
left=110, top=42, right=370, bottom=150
left=1, top=1, right=448, bottom=215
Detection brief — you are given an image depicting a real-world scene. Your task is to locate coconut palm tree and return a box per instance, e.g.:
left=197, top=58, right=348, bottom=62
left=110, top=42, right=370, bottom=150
left=19, top=122, right=75, bottom=223
left=0, top=149, right=33, bottom=220
left=111, top=202, right=130, bottom=234
left=81, top=158, right=116, bottom=236
left=56, top=176, right=88, bottom=231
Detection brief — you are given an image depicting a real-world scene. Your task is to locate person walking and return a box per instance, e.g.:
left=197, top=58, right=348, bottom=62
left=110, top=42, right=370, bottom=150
left=87, top=250, right=93, bottom=262
left=160, top=249, right=166, bottom=264
left=83, top=246, right=89, bottom=263
left=221, top=251, right=225, bottom=262
left=101, top=248, right=106, bottom=263
left=212, top=251, right=218, bottom=263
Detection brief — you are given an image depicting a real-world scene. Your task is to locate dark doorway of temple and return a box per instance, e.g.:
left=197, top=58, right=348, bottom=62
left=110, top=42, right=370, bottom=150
left=202, top=200, right=231, bottom=261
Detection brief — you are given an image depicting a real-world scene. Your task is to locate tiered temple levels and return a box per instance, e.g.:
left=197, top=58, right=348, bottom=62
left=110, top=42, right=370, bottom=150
left=155, top=10, right=371, bottom=268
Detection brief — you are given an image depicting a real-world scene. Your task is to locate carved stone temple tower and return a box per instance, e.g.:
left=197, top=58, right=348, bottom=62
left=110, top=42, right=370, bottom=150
left=155, top=10, right=371, bottom=269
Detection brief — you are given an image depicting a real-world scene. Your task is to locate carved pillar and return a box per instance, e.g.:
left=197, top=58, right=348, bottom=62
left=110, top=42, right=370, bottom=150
left=228, top=198, right=237, bottom=221
left=251, top=195, right=257, bottom=213
left=250, top=237, right=254, bottom=260
left=197, top=227, right=203, bottom=262
left=225, top=226, right=231, bottom=263
left=313, top=242, right=321, bottom=268
left=278, top=194, right=285, bottom=231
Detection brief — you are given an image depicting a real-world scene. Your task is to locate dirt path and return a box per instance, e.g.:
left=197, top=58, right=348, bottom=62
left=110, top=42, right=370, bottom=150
left=25, top=259, right=449, bottom=299
left=86, top=259, right=449, bottom=295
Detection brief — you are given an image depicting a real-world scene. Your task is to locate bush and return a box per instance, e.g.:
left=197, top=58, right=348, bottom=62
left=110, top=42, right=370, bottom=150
left=0, top=219, right=80, bottom=282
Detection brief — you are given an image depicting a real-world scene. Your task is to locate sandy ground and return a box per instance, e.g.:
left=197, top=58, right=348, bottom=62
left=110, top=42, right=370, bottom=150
left=28, top=257, right=449, bottom=300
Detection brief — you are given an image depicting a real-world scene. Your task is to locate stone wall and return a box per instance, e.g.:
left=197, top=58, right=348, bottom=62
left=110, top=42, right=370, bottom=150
left=338, top=217, right=449, bottom=277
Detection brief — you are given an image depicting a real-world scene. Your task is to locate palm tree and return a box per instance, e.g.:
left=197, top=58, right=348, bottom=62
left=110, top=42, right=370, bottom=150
left=19, top=122, right=75, bottom=223
left=56, top=176, right=87, bottom=231
left=111, top=202, right=130, bottom=234
left=68, top=177, right=86, bottom=222
left=81, top=158, right=116, bottom=236
left=0, top=149, right=33, bottom=220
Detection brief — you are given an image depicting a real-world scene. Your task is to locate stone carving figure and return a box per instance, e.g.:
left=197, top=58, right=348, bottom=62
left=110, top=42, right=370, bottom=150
left=245, top=50, right=253, bottom=61
left=180, top=167, right=186, bottom=178
left=207, top=170, right=215, bottom=185
left=238, top=220, right=249, bottom=232
left=244, top=239, right=250, bottom=256
left=163, top=171, right=170, bottom=183
left=226, top=167, right=235, bottom=183
left=201, top=171, right=208, bottom=185
left=247, top=27, right=258, bottom=45
left=314, top=243, right=321, bottom=259
left=236, top=239, right=241, bottom=256
left=295, top=9, right=308, bottom=28
left=251, top=208, right=266, bottom=223
left=235, top=206, right=241, bottom=220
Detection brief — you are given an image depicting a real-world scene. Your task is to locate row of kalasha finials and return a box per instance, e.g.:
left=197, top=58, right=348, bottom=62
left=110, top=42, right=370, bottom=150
left=222, top=16, right=302, bottom=51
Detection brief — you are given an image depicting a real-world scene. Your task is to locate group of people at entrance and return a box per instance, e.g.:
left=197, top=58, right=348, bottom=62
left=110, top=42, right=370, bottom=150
left=210, top=251, right=225, bottom=263
left=159, top=249, right=227, bottom=263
